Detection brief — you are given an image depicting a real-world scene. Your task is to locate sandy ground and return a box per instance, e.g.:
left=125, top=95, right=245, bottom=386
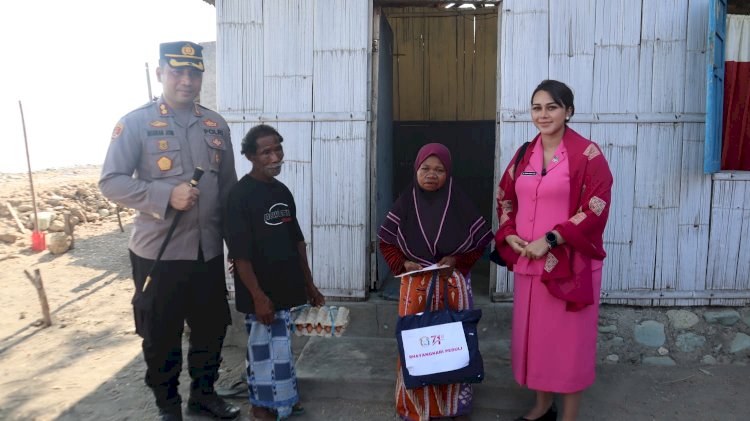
left=0, top=167, right=145, bottom=420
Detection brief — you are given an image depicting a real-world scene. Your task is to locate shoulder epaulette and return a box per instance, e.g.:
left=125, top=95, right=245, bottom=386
left=121, top=101, right=158, bottom=119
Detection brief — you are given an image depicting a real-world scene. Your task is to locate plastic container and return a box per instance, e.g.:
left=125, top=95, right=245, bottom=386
left=31, top=231, right=46, bottom=252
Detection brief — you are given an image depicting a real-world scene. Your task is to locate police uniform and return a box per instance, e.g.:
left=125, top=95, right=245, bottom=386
left=99, top=42, right=239, bottom=420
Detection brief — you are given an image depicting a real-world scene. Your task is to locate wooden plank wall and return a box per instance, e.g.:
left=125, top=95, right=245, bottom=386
left=387, top=7, right=497, bottom=121
left=495, top=0, right=750, bottom=305
left=494, top=0, right=549, bottom=297
left=217, top=0, right=370, bottom=298
left=264, top=1, right=314, bottom=267
left=217, top=0, right=263, bottom=114
left=707, top=180, right=750, bottom=306
left=592, top=0, right=642, bottom=304
left=311, top=0, right=369, bottom=298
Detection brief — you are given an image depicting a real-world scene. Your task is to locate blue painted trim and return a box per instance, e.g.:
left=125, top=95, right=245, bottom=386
left=704, top=0, right=727, bottom=173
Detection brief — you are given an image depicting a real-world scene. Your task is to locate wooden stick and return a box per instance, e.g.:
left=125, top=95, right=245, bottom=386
left=115, top=204, right=124, bottom=233
left=63, top=212, right=75, bottom=249
left=18, top=101, right=40, bottom=233
left=24, top=269, right=51, bottom=328
left=6, top=202, right=28, bottom=234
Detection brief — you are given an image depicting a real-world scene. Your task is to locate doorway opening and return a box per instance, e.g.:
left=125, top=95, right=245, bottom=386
left=372, top=3, right=499, bottom=299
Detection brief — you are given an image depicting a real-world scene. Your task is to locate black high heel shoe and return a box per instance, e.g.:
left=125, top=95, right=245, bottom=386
left=514, top=402, right=557, bottom=421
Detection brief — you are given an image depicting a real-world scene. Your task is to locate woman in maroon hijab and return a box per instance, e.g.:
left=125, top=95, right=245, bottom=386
left=379, top=143, right=492, bottom=421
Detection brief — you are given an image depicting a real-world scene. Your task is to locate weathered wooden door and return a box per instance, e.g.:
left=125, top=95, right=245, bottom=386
left=370, top=7, right=395, bottom=290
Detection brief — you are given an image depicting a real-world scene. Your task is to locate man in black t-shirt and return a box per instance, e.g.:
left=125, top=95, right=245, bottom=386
left=225, top=124, right=324, bottom=420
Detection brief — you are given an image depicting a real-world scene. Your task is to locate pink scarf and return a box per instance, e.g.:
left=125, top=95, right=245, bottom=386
left=495, top=128, right=613, bottom=311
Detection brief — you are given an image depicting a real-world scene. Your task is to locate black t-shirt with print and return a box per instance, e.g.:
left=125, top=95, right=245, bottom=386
left=225, top=174, right=308, bottom=314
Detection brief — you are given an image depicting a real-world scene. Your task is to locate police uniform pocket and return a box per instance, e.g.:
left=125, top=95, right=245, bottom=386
left=204, top=135, right=226, bottom=173
left=147, top=138, right=184, bottom=178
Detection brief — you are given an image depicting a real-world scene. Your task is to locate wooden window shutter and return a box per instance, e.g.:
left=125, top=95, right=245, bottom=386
left=704, top=0, right=727, bottom=173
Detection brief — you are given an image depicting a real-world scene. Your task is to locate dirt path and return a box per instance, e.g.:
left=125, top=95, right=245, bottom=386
left=0, top=168, right=255, bottom=420
left=0, top=165, right=140, bottom=420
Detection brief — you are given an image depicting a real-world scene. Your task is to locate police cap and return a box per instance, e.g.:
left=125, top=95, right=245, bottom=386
left=159, top=41, right=204, bottom=72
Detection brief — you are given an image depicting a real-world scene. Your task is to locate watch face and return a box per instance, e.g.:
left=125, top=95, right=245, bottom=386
left=546, top=232, right=557, bottom=246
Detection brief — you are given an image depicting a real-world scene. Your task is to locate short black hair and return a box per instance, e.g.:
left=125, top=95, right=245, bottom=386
left=531, top=80, right=575, bottom=118
left=241, top=124, right=284, bottom=155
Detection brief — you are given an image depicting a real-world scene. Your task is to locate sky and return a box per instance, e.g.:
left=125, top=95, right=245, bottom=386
left=0, top=0, right=217, bottom=173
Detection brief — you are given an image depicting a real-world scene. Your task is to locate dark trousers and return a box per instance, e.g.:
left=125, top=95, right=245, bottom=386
left=129, top=250, right=231, bottom=409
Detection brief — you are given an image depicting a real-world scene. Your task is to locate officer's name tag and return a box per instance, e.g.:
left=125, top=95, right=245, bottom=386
left=521, top=171, right=537, bottom=176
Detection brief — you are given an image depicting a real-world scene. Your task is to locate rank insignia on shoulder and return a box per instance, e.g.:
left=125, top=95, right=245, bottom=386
left=203, top=119, right=218, bottom=128
left=149, top=120, right=169, bottom=128
left=157, top=156, right=172, bottom=171
left=159, top=104, right=169, bottom=116
left=211, top=138, right=223, bottom=147
left=158, top=140, right=169, bottom=151
left=111, top=122, right=124, bottom=140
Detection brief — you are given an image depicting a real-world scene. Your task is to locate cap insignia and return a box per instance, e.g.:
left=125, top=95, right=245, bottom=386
left=149, top=120, right=169, bottom=128
left=157, top=156, right=172, bottom=171
left=181, top=44, right=196, bottom=56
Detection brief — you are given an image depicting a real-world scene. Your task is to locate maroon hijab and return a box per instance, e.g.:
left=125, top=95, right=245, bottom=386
left=378, top=143, right=492, bottom=265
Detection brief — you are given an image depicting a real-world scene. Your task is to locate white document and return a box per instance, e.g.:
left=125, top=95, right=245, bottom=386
left=396, top=263, right=449, bottom=278
left=400, top=321, right=470, bottom=376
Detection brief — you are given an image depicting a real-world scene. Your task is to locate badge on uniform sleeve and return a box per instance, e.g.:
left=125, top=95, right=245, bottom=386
left=157, top=156, right=173, bottom=171
left=159, top=104, right=169, bottom=116
left=203, top=119, right=218, bottom=128
left=149, top=120, right=169, bottom=128
left=158, top=140, right=169, bottom=151
left=211, top=138, right=223, bottom=147
left=111, top=122, right=124, bottom=140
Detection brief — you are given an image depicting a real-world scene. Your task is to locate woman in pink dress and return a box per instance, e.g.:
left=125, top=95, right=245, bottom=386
left=494, top=80, right=613, bottom=421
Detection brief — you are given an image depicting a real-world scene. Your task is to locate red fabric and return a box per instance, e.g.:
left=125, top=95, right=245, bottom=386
left=722, top=60, right=750, bottom=170
left=494, top=128, right=613, bottom=311
left=453, top=248, right=484, bottom=275
left=379, top=241, right=482, bottom=277
left=380, top=241, right=407, bottom=275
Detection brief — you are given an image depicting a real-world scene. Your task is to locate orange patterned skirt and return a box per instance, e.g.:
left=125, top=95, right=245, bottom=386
left=396, top=271, right=474, bottom=421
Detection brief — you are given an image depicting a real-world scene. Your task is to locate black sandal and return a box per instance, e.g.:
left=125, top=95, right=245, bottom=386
left=514, top=402, right=557, bottom=421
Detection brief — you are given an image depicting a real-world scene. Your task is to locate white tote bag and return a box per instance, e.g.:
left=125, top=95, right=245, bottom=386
left=399, top=321, right=470, bottom=376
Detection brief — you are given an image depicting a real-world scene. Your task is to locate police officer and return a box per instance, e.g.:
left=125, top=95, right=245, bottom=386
left=100, top=41, right=240, bottom=421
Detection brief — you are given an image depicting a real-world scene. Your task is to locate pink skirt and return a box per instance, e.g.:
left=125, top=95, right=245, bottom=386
left=511, top=268, right=602, bottom=393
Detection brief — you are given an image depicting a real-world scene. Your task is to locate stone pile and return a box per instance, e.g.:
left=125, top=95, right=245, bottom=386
left=0, top=181, right=133, bottom=254
left=597, top=306, right=750, bottom=366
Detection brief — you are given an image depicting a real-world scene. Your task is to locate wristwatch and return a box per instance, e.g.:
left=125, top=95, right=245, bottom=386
left=545, top=231, right=558, bottom=249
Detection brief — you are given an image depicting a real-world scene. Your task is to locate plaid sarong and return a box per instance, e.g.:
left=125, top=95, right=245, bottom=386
left=245, top=310, right=299, bottom=418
